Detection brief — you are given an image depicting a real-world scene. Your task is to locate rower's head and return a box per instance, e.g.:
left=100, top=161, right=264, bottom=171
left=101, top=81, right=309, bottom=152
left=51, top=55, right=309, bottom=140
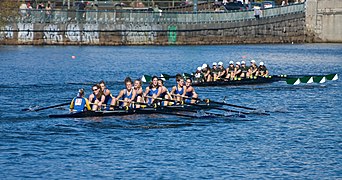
left=92, top=84, right=101, bottom=95
left=241, top=61, right=246, bottom=66
left=150, top=76, right=159, bottom=88
left=235, top=62, right=240, bottom=67
left=218, top=61, right=223, bottom=68
left=157, top=78, right=164, bottom=86
left=212, top=62, right=217, bottom=69
left=185, top=78, right=192, bottom=87
left=196, top=66, right=202, bottom=72
left=124, top=77, right=133, bottom=90
left=229, top=61, right=234, bottom=66
left=134, top=79, right=142, bottom=88
left=202, top=63, right=208, bottom=70
left=251, top=59, right=256, bottom=64
left=99, top=80, right=106, bottom=91
left=77, top=88, right=85, bottom=97
left=259, top=62, right=264, bottom=66
left=176, top=76, right=184, bottom=86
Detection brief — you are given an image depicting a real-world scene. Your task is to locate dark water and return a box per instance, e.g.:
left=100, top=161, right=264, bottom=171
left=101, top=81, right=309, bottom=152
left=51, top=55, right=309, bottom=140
left=0, top=44, right=341, bottom=179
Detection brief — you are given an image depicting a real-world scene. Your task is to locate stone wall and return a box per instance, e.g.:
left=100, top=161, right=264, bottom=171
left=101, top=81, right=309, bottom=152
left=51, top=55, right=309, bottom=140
left=0, top=11, right=305, bottom=45
left=306, top=0, right=342, bottom=42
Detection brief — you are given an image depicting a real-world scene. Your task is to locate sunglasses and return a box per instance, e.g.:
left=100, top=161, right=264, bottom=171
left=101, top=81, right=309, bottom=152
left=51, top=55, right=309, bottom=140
left=93, top=88, right=98, bottom=91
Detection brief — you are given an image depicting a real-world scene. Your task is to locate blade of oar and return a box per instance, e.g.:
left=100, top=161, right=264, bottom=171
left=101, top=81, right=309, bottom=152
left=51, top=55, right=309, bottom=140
left=22, top=102, right=70, bottom=112
left=141, top=75, right=152, bottom=83
left=171, top=94, right=264, bottom=112
left=313, top=76, right=326, bottom=83
left=325, top=73, right=338, bottom=81
left=286, top=78, right=301, bottom=85
left=300, top=76, right=314, bottom=84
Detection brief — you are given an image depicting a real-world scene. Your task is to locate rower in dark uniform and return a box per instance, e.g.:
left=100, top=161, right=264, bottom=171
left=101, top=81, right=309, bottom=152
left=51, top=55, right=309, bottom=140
left=211, top=62, right=219, bottom=81
left=248, top=59, right=258, bottom=78
left=217, top=61, right=226, bottom=80
left=256, top=62, right=269, bottom=77
left=240, top=61, right=249, bottom=78
left=193, top=66, right=204, bottom=83
left=225, top=61, right=235, bottom=80
left=233, top=61, right=242, bottom=80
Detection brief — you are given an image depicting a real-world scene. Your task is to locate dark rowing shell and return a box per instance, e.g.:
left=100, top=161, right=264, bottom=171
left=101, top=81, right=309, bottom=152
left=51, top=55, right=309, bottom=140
left=192, top=76, right=282, bottom=87
left=49, top=103, right=220, bottom=118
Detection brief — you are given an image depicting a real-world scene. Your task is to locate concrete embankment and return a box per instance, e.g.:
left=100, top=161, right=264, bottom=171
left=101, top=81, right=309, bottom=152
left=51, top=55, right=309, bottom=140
left=0, top=1, right=340, bottom=45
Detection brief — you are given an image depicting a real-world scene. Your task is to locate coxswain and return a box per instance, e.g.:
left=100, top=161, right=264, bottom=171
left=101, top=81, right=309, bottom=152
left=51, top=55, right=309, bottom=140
left=248, top=59, right=258, bottom=78
left=133, top=79, right=144, bottom=108
left=88, top=84, right=105, bottom=111
left=143, top=76, right=162, bottom=105
left=69, top=89, right=91, bottom=112
left=158, top=79, right=172, bottom=106
left=116, top=77, right=137, bottom=107
left=99, top=80, right=116, bottom=110
left=225, top=61, right=235, bottom=80
left=184, top=78, right=198, bottom=104
left=233, top=62, right=242, bottom=79
left=201, top=64, right=212, bottom=82
left=170, top=75, right=186, bottom=104
left=256, top=62, right=269, bottom=77
left=193, top=66, right=204, bottom=83
left=217, top=61, right=226, bottom=80
left=240, top=61, right=249, bottom=78
left=211, top=62, right=219, bottom=81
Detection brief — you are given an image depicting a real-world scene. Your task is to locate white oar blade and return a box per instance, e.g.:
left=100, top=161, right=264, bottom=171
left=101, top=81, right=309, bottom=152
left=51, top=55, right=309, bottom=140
left=332, top=74, right=338, bottom=81
left=319, top=77, right=326, bottom=83
left=160, top=74, right=166, bottom=81
left=307, top=77, right=314, bottom=83
left=141, top=75, right=147, bottom=83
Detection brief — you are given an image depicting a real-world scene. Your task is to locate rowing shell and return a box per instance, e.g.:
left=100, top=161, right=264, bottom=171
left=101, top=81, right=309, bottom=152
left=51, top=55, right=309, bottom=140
left=49, top=103, right=220, bottom=118
left=191, top=74, right=338, bottom=86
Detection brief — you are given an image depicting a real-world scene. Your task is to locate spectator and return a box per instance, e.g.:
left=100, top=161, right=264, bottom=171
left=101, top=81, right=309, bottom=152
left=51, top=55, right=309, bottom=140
left=45, top=1, right=52, bottom=21
left=26, top=2, right=32, bottom=17
left=254, top=6, right=261, bottom=19
left=19, top=2, right=27, bottom=18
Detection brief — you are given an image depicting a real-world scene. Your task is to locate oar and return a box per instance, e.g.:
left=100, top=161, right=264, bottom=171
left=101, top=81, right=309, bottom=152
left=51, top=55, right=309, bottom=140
left=281, top=74, right=338, bottom=85
left=171, top=94, right=264, bottom=112
left=22, top=102, right=70, bottom=112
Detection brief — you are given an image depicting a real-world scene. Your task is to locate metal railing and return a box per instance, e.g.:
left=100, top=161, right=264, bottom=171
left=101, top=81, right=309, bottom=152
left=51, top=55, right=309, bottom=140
left=16, top=3, right=305, bottom=24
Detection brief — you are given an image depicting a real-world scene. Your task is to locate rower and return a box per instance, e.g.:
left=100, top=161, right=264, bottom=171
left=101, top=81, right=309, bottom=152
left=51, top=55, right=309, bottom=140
left=240, top=61, right=249, bottom=78
left=158, top=78, right=172, bottom=106
left=70, top=89, right=91, bottom=112
left=184, top=78, right=198, bottom=104
left=233, top=61, right=242, bottom=80
left=88, top=84, right=105, bottom=111
left=225, top=61, right=235, bottom=80
left=193, top=66, right=204, bottom=83
left=211, top=62, right=219, bottom=81
left=170, top=75, right=186, bottom=104
left=217, top=61, right=226, bottom=80
left=99, top=80, right=115, bottom=110
left=116, top=77, right=136, bottom=107
left=201, top=63, right=212, bottom=82
left=133, top=79, right=144, bottom=108
left=256, top=62, right=269, bottom=77
left=143, top=76, right=162, bottom=105
left=248, top=59, right=258, bottom=78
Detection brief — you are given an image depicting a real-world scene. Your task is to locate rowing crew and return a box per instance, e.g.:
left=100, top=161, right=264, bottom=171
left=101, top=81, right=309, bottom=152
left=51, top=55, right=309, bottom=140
left=193, top=60, right=269, bottom=82
left=69, top=75, right=199, bottom=112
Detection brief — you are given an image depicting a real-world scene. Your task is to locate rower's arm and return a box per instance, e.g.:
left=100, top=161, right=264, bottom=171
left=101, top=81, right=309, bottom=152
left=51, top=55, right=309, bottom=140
left=131, top=90, right=137, bottom=101
left=155, top=87, right=162, bottom=97
left=170, top=86, right=176, bottom=95
left=116, top=90, right=124, bottom=100
left=85, top=98, right=91, bottom=111
left=69, top=98, right=75, bottom=111
left=143, top=87, right=150, bottom=97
